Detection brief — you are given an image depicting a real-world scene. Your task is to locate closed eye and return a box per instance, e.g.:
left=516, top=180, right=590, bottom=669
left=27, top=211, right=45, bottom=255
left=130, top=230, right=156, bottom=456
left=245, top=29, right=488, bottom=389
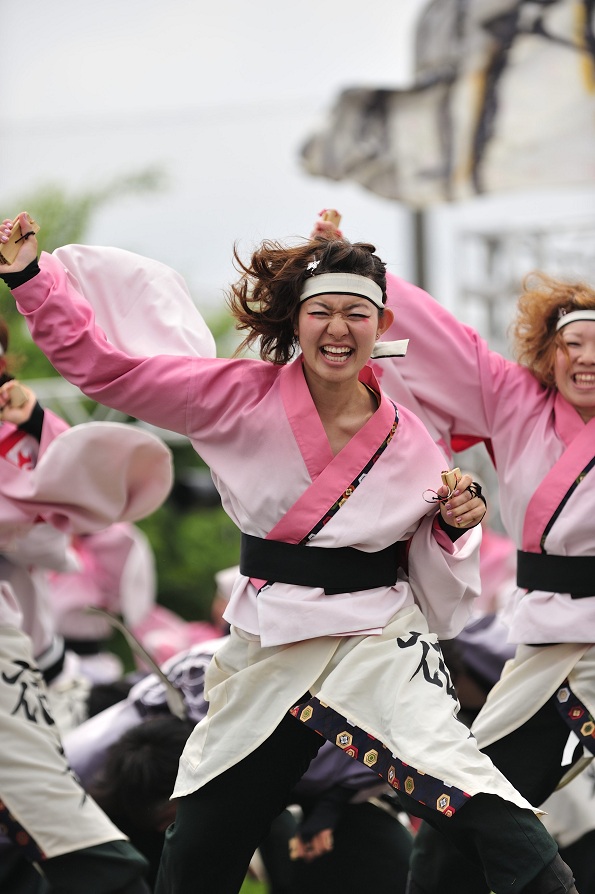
left=308, top=311, right=370, bottom=320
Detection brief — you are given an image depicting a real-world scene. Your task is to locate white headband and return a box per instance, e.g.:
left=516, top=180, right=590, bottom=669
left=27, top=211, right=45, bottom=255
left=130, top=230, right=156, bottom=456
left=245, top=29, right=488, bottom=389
left=300, top=272, right=384, bottom=309
left=556, top=309, right=595, bottom=331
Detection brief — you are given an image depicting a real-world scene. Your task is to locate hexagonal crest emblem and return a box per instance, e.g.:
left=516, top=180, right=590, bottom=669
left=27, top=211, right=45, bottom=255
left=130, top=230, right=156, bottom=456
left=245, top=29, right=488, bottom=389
left=404, top=776, right=415, bottom=795
left=569, top=707, right=584, bottom=720
left=363, top=749, right=378, bottom=767
left=437, top=793, right=451, bottom=813
left=387, top=766, right=396, bottom=784
left=557, top=687, right=570, bottom=703
left=345, top=746, right=359, bottom=759
left=580, top=720, right=595, bottom=738
left=336, top=731, right=353, bottom=748
left=299, top=706, right=314, bottom=723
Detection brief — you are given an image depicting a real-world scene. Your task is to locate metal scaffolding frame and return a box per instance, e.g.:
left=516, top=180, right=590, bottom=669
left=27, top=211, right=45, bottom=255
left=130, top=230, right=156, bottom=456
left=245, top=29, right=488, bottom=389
left=455, top=217, right=595, bottom=358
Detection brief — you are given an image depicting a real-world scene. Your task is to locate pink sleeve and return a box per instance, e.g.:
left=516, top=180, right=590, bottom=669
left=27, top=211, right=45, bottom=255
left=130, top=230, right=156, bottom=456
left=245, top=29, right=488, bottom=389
left=407, top=514, right=482, bottom=639
left=38, top=408, right=70, bottom=457
left=383, top=273, right=517, bottom=441
left=14, top=255, right=209, bottom=437
left=431, top=513, right=471, bottom=554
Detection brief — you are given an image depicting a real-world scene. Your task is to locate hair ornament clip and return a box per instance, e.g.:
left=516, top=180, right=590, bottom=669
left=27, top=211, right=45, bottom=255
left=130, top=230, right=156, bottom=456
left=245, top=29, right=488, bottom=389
left=306, top=259, right=320, bottom=275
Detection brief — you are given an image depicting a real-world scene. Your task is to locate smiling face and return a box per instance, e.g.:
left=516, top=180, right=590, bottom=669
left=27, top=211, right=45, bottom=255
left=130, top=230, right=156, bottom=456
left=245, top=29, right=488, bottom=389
left=554, top=321, right=595, bottom=422
left=297, top=293, right=393, bottom=390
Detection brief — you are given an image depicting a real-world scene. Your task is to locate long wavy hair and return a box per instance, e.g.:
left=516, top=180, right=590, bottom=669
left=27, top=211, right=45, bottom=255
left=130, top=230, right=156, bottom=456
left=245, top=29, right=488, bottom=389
left=510, top=272, right=595, bottom=388
left=227, top=237, right=387, bottom=364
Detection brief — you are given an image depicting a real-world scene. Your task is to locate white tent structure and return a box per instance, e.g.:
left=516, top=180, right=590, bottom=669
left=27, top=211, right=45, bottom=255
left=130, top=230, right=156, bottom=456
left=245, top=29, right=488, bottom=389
left=302, top=0, right=595, bottom=207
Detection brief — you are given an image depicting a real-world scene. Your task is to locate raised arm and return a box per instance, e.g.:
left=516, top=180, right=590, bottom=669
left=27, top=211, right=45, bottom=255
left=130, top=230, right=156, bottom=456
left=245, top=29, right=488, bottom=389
left=382, top=272, right=511, bottom=441
left=310, top=210, right=518, bottom=446
left=0, top=213, right=217, bottom=437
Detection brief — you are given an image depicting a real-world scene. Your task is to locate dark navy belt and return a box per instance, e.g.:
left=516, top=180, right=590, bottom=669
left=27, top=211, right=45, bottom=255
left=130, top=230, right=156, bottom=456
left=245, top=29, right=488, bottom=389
left=240, top=533, right=401, bottom=594
left=64, top=637, right=107, bottom=656
left=517, top=550, right=595, bottom=599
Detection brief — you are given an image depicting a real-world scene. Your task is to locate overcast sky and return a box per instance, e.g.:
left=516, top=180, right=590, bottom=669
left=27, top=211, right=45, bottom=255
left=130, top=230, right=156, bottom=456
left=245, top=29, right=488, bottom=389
left=3, top=0, right=594, bottom=317
left=1, top=0, right=430, bottom=304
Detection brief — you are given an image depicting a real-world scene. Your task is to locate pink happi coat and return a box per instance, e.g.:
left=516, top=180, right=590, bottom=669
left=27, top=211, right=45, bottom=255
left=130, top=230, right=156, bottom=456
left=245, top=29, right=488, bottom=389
left=377, top=272, right=595, bottom=647
left=12, top=247, right=483, bottom=648
left=46, top=523, right=157, bottom=643
left=0, top=409, right=173, bottom=650
left=47, top=522, right=222, bottom=668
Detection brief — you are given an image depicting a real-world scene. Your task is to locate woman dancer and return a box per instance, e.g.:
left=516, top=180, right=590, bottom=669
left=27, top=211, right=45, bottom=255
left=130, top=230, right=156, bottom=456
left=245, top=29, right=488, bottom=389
left=0, top=212, right=577, bottom=893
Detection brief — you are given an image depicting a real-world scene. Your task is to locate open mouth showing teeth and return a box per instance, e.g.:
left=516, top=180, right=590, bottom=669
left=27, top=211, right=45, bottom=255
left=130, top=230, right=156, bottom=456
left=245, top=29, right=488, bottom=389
left=321, top=346, right=353, bottom=361
left=573, top=374, right=595, bottom=385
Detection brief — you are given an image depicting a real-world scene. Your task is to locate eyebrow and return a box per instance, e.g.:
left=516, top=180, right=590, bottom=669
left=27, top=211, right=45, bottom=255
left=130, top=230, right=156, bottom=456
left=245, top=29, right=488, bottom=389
left=308, top=299, right=372, bottom=311
left=561, top=330, right=587, bottom=339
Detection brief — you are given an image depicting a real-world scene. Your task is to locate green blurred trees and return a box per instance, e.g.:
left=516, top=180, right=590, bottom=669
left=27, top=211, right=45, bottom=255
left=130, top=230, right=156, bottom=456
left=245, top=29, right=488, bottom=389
left=1, top=174, right=241, bottom=626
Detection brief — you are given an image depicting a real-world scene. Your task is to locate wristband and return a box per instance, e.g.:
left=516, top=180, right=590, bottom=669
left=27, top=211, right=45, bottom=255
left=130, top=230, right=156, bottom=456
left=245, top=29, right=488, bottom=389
left=0, top=258, right=41, bottom=288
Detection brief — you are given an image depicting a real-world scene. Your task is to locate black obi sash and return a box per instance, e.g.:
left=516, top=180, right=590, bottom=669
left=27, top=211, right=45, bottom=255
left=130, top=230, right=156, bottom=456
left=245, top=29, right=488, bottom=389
left=241, top=533, right=403, bottom=595
left=517, top=550, right=595, bottom=599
